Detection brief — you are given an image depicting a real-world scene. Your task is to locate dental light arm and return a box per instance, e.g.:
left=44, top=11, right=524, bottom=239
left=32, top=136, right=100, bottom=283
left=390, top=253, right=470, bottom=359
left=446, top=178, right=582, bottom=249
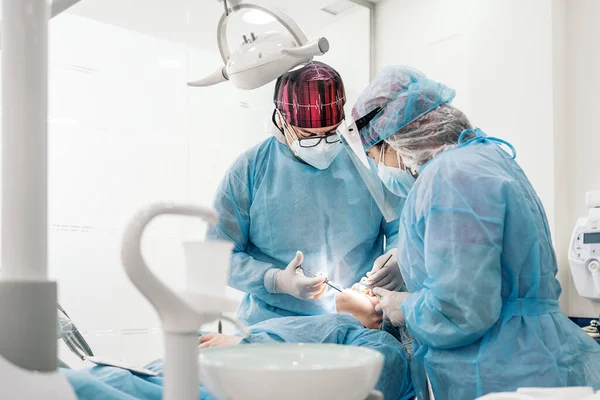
left=188, top=0, right=330, bottom=90
left=188, top=67, right=228, bottom=87
left=281, top=37, right=330, bottom=57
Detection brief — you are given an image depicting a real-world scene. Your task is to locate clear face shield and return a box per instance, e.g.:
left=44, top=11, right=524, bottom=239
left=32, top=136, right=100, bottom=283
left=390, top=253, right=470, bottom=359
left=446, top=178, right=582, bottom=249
left=336, top=108, right=405, bottom=222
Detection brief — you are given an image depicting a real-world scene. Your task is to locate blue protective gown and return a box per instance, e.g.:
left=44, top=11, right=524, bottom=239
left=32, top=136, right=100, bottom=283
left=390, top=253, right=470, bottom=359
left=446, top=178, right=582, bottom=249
left=398, top=134, right=600, bottom=400
left=207, top=137, right=398, bottom=325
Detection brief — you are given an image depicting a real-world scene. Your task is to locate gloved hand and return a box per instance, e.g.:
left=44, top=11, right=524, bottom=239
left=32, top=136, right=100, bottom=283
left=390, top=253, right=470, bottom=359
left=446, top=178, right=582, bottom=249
left=275, top=251, right=327, bottom=300
left=366, top=249, right=404, bottom=291
left=373, top=288, right=410, bottom=327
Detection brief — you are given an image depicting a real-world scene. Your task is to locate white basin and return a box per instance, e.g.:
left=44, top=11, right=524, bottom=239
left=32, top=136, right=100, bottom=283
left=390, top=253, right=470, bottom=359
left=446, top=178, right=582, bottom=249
left=199, top=343, right=384, bottom=400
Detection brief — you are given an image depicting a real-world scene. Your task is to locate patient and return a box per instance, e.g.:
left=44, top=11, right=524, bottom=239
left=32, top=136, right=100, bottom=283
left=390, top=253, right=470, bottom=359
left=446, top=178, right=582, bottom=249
left=200, top=283, right=414, bottom=360
left=200, top=285, right=383, bottom=348
left=63, top=287, right=415, bottom=400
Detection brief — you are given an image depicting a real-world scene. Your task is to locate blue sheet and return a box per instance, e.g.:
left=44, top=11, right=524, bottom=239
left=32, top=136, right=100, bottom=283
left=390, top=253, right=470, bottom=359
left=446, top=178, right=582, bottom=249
left=63, top=314, right=414, bottom=400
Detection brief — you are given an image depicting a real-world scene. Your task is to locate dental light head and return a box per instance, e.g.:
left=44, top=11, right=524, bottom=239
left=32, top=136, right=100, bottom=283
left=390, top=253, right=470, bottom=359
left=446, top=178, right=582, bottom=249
left=188, top=0, right=330, bottom=90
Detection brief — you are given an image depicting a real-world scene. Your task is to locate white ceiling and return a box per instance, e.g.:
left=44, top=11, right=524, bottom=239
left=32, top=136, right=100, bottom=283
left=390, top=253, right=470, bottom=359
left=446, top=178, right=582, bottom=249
left=66, top=0, right=359, bottom=51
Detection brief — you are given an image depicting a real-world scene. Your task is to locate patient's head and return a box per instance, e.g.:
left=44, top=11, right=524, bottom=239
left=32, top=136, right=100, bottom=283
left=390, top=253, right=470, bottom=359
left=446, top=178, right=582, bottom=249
left=335, top=285, right=381, bottom=330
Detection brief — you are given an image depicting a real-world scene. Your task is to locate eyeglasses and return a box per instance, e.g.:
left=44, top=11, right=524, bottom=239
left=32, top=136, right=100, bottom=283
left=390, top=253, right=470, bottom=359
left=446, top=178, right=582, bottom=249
left=297, top=134, right=340, bottom=148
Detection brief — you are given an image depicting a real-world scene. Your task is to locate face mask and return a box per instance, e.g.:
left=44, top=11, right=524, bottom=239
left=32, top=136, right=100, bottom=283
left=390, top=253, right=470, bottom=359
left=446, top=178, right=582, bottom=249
left=377, top=162, right=416, bottom=198
left=377, top=144, right=416, bottom=197
left=277, top=112, right=342, bottom=170
left=290, top=139, right=342, bottom=170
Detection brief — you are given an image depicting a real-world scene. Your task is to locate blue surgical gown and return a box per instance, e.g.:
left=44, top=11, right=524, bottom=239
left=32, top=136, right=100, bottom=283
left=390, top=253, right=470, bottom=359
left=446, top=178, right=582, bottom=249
left=398, top=138, right=600, bottom=400
left=207, top=137, right=398, bottom=325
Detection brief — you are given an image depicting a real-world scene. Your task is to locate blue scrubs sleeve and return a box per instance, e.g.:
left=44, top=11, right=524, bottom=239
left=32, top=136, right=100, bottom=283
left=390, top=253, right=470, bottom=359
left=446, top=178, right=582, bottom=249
left=206, top=158, right=277, bottom=296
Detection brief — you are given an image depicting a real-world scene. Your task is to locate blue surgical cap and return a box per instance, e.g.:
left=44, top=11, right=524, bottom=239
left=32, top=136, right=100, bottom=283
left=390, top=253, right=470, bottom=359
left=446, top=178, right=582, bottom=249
left=352, top=66, right=456, bottom=150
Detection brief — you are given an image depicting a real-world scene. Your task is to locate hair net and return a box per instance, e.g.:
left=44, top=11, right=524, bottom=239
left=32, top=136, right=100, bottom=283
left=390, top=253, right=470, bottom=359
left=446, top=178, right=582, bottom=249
left=352, top=66, right=456, bottom=150
left=386, top=104, right=473, bottom=172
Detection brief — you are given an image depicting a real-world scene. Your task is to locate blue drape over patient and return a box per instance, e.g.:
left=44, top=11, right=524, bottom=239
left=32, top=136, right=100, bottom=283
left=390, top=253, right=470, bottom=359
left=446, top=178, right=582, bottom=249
left=63, top=314, right=414, bottom=400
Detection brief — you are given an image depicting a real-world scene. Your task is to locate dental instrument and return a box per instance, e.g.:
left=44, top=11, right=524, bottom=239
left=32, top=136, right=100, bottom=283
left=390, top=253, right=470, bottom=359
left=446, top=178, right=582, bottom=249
left=57, top=303, right=95, bottom=362
left=296, top=253, right=394, bottom=295
left=569, top=190, right=600, bottom=300
left=373, top=254, right=394, bottom=279
left=59, top=303, right=161, bottom=377
left=359, top=253, right=394, bottom=296
left=296, top=265, right=344, bottom=293
left=188, top=0, right=330, bottom=90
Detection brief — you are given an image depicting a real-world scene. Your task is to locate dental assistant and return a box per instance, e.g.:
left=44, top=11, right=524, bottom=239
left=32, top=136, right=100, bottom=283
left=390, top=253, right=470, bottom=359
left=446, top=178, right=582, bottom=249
left=206, top=62, right=401, bottom=326
left=349, top=66, right=600, bottom=400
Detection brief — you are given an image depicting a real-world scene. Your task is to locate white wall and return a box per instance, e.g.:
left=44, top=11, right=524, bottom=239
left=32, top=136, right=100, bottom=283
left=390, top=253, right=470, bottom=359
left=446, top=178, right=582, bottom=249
left=551, top=0, right=570, bottom=312
left=375, top=0, right=579, bottom=312
left=48, top=14, right=220, bottom=367
left=376, top=0, right=557, bottom=233
left=466, top=0, right=557, bottom=235
left=318, top=6, right=371, bottom=110
left=4, top=6, right=370, bottom=367
left=563, top=0, right=600, bottom=317
left=375, top=0, right=470, bottom=112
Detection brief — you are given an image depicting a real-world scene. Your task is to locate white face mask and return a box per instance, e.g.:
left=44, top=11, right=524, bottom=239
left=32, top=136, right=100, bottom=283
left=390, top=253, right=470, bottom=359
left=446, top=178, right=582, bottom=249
left=278, top=113, right=342, bottom=170
left=376, top=144, right=416, bottom=197
left=290, top=138, right=342, bottom=170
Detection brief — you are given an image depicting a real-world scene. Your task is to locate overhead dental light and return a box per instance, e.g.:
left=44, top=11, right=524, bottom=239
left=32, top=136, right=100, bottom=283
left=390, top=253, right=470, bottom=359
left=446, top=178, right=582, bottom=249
left=188, top=0, right=330, bottom=90
left=242, top=9, right=275, bottom=25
